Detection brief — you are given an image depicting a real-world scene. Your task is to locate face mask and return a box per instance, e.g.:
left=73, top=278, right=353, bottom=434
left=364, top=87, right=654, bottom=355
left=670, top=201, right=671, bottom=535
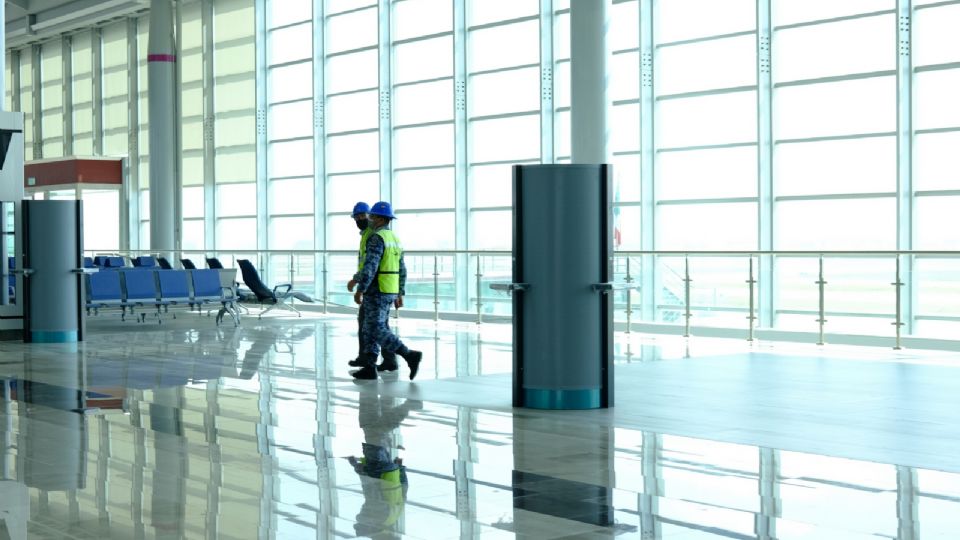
left=356, top=219, right=369, bottom=230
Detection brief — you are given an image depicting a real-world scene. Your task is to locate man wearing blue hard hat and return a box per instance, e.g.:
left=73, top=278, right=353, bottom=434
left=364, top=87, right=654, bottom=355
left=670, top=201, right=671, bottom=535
left=347, top=202, right=399, bottom=371
left=347, top=201, right=423, bottom=380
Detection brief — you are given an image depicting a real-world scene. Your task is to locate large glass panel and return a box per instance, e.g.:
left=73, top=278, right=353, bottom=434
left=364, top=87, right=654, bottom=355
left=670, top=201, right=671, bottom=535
left=468, top=20, right=539, bottom=72
left=270, top=216, right=314, bottom=250
left=394, top=168, right=454, bottom=210
left=914, top=132, right=960, bottom=192
left=393, top=124, right=455, bottom=168
left=469, top=164, right=513, bottom=208
left=268, top=100, right=313, bottom=140
left=392, top=212, right=455, bottom=250
left=915, top=70, right=960, bottom=131
left=269, top=139, right=314, bottom=178
left=182, top=186, right=204, bottom=218
left=914, top=4, right=960, bottom=67
left=216, top=217, right=257, bottom=250
left=326, top=90, right=378, bottom=133
left=775, top=77, right=895, bottom=140
left=775, top=137, right=896, bottom=196
left=393, top=80, right=453, bottom=125
left=82, top=190, right=120, bottom=251
left=470, top=67, right=540, bottom=117
left=216, top=183, right=257, bottom=217
left=182, top=219, right=205, bottom=251
left=328, top=173, right=380, bottom=213
left=657, top=0, right=755, bottom=44
left=657, top=35, right=756, bottom=95
left=658, top=146, right=758, bottom=200
left=394, top=36, right=453, bottom=84
left=269, top=178, right=314, bottom=215
left=776, top=198, right=895, bottom=250
left=470, top=210, right=511, bottom=250
left=658, top=91, right=757, bottom=148
left=394, top=0, right=453, bottom=41
left=326, top=133, right=379, bottom=173
left=658, top=203, right=758, bottom=250
left=774, top=0, right=895, bottom=26
left=327, top=7, right=378, bottom=54
left=469, top=0, right=537, bottom=26
left=270, top=0, right=310, bottom=28
left=470, top=115, right=540, bottom=163
left=268, top=62, right=313, bottom=102
left=269, top=23, right=312, bottom=65
left=326, top=50, right=378, bottom=93
left=774, top=14, right=894, bottom=83
left=915, top=197, right=960, bottom=250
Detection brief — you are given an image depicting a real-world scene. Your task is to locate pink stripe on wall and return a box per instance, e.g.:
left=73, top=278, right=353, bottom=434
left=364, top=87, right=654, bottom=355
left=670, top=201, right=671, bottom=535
left=147, top=54, right=177, bottom=62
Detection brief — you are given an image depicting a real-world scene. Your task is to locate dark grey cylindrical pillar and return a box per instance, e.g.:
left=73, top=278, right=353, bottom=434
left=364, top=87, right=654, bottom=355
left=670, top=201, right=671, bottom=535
left=23, top=200, right=84, bottom=343
left=513, top=164, right=613, bottom=409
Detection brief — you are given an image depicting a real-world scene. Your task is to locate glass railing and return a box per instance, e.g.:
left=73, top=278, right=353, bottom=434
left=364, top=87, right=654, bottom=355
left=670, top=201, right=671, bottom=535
left=85, top=248, right=960, bottom=348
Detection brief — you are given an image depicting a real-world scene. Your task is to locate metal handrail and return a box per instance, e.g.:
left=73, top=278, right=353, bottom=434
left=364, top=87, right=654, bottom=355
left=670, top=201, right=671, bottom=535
left=79, top=247, right=960, bottom=349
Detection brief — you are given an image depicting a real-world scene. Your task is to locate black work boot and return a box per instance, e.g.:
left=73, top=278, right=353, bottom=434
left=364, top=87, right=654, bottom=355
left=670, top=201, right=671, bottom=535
left=351, top=365, right=378, bottom=380
left=400, top=350, right=423, bottom=380
left=348, top=357, right=365, bottom=367
left=377, top=353, right=399, bottom=372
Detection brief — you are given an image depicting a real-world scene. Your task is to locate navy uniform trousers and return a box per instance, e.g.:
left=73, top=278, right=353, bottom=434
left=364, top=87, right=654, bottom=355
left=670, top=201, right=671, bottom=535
left=359, top=292, right=407, bottom=367
left=358, top=302, right=396, bottom=362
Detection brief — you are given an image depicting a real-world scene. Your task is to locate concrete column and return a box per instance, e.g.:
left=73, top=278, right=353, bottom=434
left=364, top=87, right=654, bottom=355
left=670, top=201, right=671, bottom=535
left=570, top=0, right=610, bottom=164
left=148, top=0, right=179, bottom=256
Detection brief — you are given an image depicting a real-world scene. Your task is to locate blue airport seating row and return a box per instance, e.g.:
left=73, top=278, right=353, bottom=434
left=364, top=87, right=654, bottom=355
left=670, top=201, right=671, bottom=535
left=85, top=268, right=239, bottom=326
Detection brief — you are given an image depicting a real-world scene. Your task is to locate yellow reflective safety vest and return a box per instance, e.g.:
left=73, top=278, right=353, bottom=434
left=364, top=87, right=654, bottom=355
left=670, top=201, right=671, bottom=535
left=357, top=228, right=374, bottom=271
left=374, top=229, right=403, bottom=294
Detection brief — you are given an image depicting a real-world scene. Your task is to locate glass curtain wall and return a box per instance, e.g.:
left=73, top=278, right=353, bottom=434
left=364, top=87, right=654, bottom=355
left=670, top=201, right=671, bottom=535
left=7, top=0, right=960, bottom=339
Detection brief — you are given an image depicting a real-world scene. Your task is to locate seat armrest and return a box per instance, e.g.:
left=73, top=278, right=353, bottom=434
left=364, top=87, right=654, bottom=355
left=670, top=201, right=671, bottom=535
left=273, top=283, right=293, bottom=295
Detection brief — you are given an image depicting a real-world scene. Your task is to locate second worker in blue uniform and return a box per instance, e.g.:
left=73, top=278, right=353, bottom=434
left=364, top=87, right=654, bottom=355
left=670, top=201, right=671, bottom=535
left=348, top=201, right=423, bottom=380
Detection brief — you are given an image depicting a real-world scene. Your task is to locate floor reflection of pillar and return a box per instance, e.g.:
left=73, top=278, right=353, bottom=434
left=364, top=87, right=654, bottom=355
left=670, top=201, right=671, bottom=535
left=96, top=417, right=110, bottom=527
left=897, top=465, right=919, bottom=540
left=756, top=447, right=780, bottom=540
left=640, top=432, right=662, bottom=540
left=205, top=380, right=222, bottom=540
left=455, top=406, right=477, bottom=537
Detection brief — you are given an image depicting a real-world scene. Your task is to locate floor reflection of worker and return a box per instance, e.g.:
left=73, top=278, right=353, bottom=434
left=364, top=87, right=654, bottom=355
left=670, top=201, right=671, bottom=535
left=347, top=388, right=422, bottom=538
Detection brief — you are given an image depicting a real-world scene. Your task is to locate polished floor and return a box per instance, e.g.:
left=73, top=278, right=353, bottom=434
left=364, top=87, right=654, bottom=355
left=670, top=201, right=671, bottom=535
left=1, top=311, right=959, bottom=539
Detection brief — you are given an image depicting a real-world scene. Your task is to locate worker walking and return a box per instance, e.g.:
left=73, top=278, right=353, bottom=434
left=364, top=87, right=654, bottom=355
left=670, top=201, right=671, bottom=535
left=347, top=201, right=422, bottom=380
left=347, top=202, right=398, bottom=372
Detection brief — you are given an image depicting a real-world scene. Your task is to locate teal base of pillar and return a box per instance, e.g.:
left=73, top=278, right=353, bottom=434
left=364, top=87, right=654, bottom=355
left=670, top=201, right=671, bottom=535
left=522, top=388, right=601, bottom=410
left=30, top=330, right=78, bottom=343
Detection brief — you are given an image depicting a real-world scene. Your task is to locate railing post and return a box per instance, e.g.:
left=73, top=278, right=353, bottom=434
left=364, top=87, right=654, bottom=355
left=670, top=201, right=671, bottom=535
left=289, top=252, right=295, bottom=287
left=433, top=254, right=440, bottom=322
left=816, top=255, right=827, bottom=346
left=625, top=258, right=634, bottom=334
left=321, top=253, right=328, bottom=314
left=892, top=255, right=904, bottom=350
left=747, top=257, right=756, bottom=342
left=683, top=256, right=692, bottom=338
left=475, top=255, right=483, bottom=324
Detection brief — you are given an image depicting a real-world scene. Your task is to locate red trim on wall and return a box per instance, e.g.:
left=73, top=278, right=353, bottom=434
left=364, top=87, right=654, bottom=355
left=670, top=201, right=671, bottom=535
left=147, top=54, right=176, bottom=62
left=24, top=158, right=123, bottom=188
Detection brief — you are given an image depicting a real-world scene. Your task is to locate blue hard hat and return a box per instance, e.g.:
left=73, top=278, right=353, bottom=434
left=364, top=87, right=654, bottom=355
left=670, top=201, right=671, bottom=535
left=369, top=201, right=396, bottom=219
left=352, top=202, right=370, bottom=217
